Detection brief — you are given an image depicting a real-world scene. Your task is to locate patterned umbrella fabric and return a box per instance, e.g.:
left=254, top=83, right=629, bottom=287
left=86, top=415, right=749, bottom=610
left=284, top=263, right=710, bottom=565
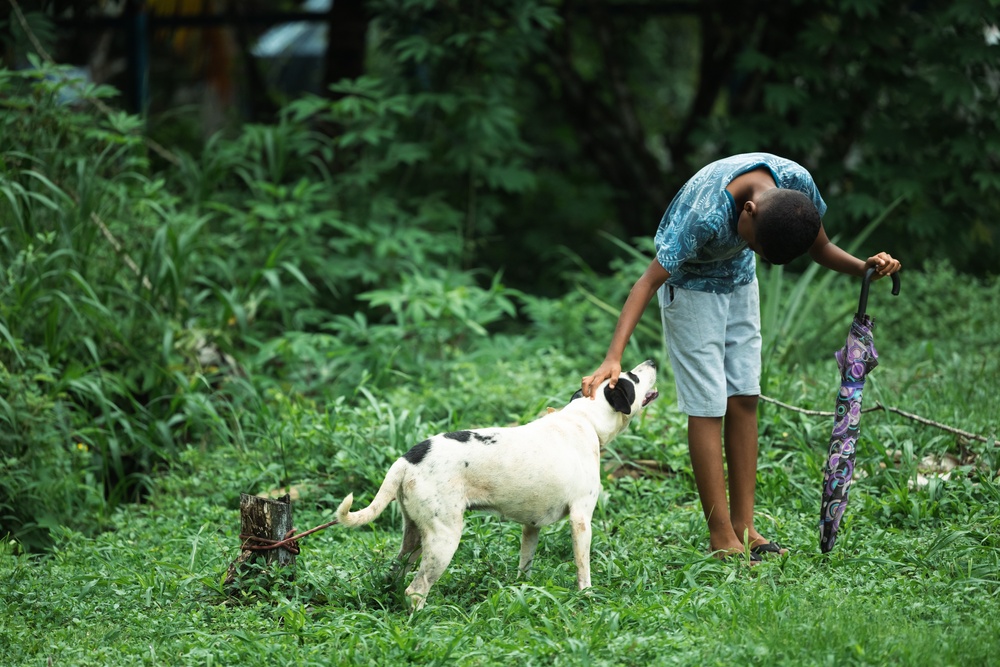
left=819, top=269, right=900, bottom=554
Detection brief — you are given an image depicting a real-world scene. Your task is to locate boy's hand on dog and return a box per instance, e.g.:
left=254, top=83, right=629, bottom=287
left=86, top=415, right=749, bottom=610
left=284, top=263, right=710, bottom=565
left=582, top=359, right=621, bottom=399
left=865, top=252, right=901, bottom=278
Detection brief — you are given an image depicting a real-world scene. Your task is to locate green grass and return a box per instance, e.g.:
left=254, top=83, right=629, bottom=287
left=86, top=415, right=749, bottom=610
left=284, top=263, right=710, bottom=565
left=3, top=326, right=999, bottom=666
left=3, top=259, right=998, bottom=666
left=2, top=468, right=998, bottom=666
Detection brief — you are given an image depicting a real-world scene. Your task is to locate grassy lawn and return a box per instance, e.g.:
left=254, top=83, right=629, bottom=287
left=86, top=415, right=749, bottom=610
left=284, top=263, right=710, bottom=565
left=3, top=261, right=999, bottom=666
left=2, top=468, right=998, bottom=665
left=3, top=345, right=998, bottom=666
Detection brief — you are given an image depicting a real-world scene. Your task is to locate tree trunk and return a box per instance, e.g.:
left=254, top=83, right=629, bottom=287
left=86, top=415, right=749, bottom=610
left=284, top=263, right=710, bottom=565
left=322, top=0, right=368, bottom=95
left=225, top=493, right=296, bottom=586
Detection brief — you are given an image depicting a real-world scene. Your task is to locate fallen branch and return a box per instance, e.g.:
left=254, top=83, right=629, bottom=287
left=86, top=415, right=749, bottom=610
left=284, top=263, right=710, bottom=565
left=90, top=212, right=153, bottom=291
left=873, top=402, right=1000, bottom=448
left=760, top=395, right=999, bottom=447
left=759, top=395, right=872, bottom=418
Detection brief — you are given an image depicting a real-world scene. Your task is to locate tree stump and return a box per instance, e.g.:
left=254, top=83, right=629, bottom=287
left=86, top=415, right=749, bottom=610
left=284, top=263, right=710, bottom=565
left=225, top=493, right=296, bottom=586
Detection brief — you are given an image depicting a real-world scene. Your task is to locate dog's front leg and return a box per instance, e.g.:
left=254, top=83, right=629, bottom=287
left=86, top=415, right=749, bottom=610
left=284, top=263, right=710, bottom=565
left=569, top=511, right=593, bottom=589
left=518, top=524, right=541, bottom=575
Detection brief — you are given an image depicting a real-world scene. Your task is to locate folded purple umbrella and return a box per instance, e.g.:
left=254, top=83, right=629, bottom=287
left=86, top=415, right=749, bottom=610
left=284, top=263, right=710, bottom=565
left=820, top=268, right=900, bottom=554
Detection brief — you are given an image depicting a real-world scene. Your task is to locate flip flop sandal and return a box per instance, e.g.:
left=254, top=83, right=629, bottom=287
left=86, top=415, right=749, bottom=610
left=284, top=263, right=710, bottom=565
left=750, top=542, right=787, bottom=557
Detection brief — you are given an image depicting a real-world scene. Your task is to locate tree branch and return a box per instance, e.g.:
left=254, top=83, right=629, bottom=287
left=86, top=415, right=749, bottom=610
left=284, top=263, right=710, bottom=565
left=760, top=395, right=999, bottom=447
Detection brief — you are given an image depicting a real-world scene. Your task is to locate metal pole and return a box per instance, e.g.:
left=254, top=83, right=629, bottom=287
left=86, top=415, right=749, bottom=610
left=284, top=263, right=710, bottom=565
left=128, top=0, right=150, bottom=116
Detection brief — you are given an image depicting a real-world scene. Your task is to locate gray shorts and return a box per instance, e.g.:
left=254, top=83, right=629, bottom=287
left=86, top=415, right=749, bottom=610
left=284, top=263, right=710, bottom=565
left=657, top=279, right=762, bottom=417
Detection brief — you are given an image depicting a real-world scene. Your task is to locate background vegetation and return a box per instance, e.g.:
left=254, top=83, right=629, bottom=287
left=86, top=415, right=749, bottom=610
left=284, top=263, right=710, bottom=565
left=1, top=1, right=999, bottom=665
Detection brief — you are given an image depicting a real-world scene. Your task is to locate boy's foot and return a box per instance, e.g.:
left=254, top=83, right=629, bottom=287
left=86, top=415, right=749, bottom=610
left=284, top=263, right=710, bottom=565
left=749, top=540, right=789, bottom=557
left=731, top=523, right=789, bottom=556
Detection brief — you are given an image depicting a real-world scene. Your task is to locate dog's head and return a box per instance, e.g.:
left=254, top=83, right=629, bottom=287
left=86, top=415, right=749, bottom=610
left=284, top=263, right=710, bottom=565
left=568, top=360, right=658, bottom=444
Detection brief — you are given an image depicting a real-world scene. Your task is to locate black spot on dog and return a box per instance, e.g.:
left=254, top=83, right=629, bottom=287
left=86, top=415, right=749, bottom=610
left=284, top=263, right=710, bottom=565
left=403, top=439, right=432, bottom=464
left=464, top=461, right=469, bottom=468
left=569, top=389, right=584, bottom=402
left=604, top=378, right=636, bottom=415
left=444, top=430, right=497, bottom=445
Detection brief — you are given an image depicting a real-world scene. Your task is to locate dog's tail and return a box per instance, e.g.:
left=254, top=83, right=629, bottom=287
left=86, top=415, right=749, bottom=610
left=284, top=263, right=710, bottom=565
left=336, top=458, right=408, bottom=527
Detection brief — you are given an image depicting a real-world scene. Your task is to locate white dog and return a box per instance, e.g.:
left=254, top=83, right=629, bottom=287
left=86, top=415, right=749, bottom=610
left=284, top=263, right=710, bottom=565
left=335, top=360, right=658, bottom=609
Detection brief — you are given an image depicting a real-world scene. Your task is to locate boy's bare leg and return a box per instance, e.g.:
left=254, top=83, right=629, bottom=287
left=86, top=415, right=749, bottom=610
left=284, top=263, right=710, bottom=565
left=725, top=394, right=786, bottom=552
left=688, top=415, right=743, bottom=555
left=723, top=395, right=765, bottom=546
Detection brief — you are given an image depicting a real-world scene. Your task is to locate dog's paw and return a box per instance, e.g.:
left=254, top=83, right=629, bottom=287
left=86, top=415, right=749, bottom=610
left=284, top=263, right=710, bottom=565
left=405, top=591, right=427, bottom=612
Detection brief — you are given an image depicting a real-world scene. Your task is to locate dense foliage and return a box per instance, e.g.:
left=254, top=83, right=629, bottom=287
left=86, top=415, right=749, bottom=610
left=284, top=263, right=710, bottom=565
left=715, top=0, right=1000, bottom=274
left=0, top=61, right=524, bottom=549
left=12, top=1, right=994, bottom=288
left=343, top=0, right=1000, bottom=282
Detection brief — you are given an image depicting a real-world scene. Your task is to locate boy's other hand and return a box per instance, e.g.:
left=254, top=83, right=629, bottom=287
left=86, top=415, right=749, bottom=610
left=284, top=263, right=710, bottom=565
left=582, top=360, right=621, bottom=399
left=865, top=252, right=901, bottom=278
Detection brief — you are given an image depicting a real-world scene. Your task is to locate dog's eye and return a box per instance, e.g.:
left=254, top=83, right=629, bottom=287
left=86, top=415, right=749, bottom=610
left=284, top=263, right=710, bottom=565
left=626, top=372, right=639, bottom=383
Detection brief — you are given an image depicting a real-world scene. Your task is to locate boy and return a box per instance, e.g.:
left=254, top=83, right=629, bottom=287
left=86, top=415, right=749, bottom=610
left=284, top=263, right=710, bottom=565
left=580, top=153, right=901, bottom=560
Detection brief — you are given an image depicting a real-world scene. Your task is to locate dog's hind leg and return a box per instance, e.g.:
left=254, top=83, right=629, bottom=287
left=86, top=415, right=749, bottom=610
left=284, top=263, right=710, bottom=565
left=386, top=516, right=423, bottom=584
left=518, top=524, right=541, bottom=575
left=403, top=522, right=462, bottom=611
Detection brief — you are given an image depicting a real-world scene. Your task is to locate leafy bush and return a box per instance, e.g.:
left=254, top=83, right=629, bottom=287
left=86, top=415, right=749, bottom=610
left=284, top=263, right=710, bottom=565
left=0, top=59, right=531, bottom=548
left=0, top=64, right=247, bottom=547
left=0, top=349, right=105, bottom=551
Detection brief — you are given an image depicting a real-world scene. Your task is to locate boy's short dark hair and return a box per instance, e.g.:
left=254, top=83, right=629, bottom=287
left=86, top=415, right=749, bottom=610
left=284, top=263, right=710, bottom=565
left=754, top=189, right=822, bottom=265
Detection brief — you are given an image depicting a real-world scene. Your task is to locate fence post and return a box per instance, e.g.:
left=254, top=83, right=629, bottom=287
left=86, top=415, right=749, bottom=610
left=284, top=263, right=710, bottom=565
left=225, top=493, right=295, bottom=586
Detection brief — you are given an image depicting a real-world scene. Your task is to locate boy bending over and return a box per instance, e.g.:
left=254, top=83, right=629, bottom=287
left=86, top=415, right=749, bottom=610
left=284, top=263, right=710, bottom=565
left=580, top=153, right=901, bottom=560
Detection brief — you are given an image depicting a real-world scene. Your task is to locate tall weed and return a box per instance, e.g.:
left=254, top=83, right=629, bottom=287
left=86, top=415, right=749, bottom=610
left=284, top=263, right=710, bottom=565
left=0, top=58, right=537, bottom=548
left=0, top=65, right=239, bottom=547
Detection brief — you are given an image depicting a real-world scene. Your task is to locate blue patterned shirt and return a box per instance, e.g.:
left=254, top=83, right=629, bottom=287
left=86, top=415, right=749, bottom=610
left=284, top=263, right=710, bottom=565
left=654, top=153, right=827, bottom=293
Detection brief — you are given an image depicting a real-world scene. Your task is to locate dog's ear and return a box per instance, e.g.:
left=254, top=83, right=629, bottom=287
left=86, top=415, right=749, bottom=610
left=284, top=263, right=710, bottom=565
left=603, top=378, right=636, bottom=415
left=569, top=389, right=584, bottom=402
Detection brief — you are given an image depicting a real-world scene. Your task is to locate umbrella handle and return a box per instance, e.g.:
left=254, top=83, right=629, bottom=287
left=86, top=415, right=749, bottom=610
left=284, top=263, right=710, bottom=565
left=857, top=266, right=901, bottom=318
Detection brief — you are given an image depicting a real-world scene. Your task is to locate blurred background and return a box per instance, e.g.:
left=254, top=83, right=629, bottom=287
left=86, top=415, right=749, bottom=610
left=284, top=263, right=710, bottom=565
left=5, top=0, right=998, bottom=284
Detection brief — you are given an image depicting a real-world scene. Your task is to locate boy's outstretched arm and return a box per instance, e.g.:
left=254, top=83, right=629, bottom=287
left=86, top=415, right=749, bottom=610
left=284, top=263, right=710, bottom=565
left=808, top=225, right=902, bottom=277
left=581, top=259, right=670, bottom=399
